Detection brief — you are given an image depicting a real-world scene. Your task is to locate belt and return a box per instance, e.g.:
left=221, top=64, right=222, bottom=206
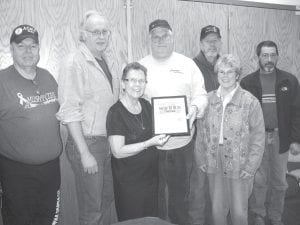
left=265, top=128, right=278, bottom=132
left=84, top=135, right=105, bottom=140
left=68, top=135, right=105, bottom=141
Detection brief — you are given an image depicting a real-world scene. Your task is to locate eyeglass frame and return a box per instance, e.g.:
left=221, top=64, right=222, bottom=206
left=150, top=29, right=173, bottom=44
left=217, top=69, right=237, bottom=77
left=260, top=53, right=278, bottom=59
left=85, top=29, right=111, bottom=38
left=124, top=78, right=147, bottom=85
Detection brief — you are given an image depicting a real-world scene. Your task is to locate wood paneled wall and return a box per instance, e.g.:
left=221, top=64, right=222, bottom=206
left=131, top=0, right=230, bottom=61
left=0, top=0, right=127, bottom=78
left=0, top=0, right=300, bottom=225
left=131, top=0, right=300, bottom=79
left=229, top=5, right=300, bottom=77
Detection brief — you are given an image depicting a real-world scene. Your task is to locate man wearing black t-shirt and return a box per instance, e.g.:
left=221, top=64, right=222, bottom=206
left=241, top=40, right=300, bottom=225
left=0, top=25, right=62, bottom=225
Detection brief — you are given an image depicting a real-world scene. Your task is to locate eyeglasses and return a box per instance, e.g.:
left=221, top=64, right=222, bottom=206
left=218, top=70, right=236, bottom=76
left=86, top=29, right=110, bottom=37
left=260, top=53, right=277, bottom=59
left=124, top=78, right=147, bottom=85
left=150, top=34, right=172, bottom=43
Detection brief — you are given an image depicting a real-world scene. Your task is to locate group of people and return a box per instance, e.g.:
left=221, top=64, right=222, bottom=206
left=0, top=9, right=299, bottom=225
left=193, top=25, right=300, bottom=225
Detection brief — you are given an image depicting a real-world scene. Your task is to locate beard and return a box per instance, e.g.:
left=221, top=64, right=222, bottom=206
left=259, top=60, right=276, bottom=73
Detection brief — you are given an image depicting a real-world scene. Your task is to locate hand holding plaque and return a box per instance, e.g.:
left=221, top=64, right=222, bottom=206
left=151, top=96, right=190, bottom=136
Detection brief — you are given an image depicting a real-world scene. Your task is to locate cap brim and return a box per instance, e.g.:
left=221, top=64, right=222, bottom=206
left=201, top=32, right=221, bottom=40
left=12, top=35, right=39, bottom=44
left=150, top=26, right=171, bottom=33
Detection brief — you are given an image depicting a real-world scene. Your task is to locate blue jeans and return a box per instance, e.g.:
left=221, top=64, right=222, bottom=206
left=158, top=140, right=194, bottom=225
left=249, top=130, right=289, bottom=222
left=190, top=120, right=212, bottom=225
left=207, top=145, right=253, bottom=225
left=66, top=136, right=115, bottom=225
left=207, top=173, right=253, bottom=225
left=188, top=160, right=211, bottom=225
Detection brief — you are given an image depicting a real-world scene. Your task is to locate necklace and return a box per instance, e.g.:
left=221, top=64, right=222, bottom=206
left=134, top=113, right=145, bottom=130
left=121, top=97, right=146, bottom=130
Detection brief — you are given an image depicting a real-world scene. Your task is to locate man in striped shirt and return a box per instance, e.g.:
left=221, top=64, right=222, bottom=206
left=240, top=40, right=300, bottom=225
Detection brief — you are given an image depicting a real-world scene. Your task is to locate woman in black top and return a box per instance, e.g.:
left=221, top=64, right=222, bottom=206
left=106, top=62, right=169, bottom=221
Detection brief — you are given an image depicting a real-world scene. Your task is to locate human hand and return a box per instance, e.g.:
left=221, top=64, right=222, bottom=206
left=289, top=142, right=300, bottom=155
left=240, top=170, right=253, bottom=179
left=197, top=105, right=206, bottom=119
left=288, top=169, right=300, bottom=179
left=81, top=151, right=98, bottom=174
left=187, top=105, right=197, bottom=129
left=199, top=164, right=207, bottom=172
left=148, top=134, right=170, bottom=147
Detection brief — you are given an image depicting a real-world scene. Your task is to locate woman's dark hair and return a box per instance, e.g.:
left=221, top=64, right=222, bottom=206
left=122, top=62, right=147, bottom=80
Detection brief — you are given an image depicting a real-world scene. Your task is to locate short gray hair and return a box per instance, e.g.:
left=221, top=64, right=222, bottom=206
left=214, top=54, right=242, bottom=76
left=79, top=10, right=109, bottom=42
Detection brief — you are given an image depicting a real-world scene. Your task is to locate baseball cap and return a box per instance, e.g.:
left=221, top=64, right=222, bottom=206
left=10, top=24, right=39, bottom=44
left=200, top=25, right=221, bottom=40
left=149, top=19, right=172, bottom=33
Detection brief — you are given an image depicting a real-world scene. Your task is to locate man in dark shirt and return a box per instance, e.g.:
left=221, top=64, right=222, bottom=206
left=191, top=25, right=222, bottom=225
left=240, top=40, right=300, bottom=225
left=0, top=24, right=62, bottom=225
left=193, top=25, right=222, bottom=92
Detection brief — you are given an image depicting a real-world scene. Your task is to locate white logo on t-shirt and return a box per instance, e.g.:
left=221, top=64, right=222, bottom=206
left=17, top=92, right=57, bottom=109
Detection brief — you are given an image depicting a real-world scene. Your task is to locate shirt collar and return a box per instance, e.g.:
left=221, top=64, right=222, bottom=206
left=196, top=51, right=219, bottom=68
left=79, top=42, right=107, bottom=63
left=216, top=83, right=239, bottom=101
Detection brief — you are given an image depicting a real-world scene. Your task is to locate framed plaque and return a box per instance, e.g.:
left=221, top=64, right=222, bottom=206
left=151, top=95, right=190, bottom=136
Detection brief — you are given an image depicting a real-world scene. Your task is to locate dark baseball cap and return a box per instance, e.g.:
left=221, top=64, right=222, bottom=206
left=10, top=24, right=39, bottom=44
left=149, top=19, right=172, bottom=32
left=200, top=25, right=221, bottom=40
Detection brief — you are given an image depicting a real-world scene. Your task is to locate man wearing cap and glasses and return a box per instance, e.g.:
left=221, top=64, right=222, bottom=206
left=56, top=10, right=119, bottom=225
left=190, top=25, right=222, bottom=225
left=139, top=19, right=207, bottom=225
left=0, top=24, right=62, bottom=225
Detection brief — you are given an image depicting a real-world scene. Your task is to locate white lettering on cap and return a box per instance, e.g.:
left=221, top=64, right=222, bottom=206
left=22, top=26, right=36, bottom=34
